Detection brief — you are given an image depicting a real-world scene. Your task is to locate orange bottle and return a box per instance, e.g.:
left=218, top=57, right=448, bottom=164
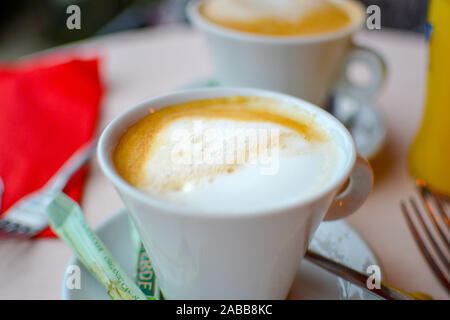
left=408, top=0, right=450, bottom=197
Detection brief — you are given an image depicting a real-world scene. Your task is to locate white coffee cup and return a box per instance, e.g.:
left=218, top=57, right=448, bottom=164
left=98, top=87, right=373, bottom=299
left=187, top=0, right=386, bottom=107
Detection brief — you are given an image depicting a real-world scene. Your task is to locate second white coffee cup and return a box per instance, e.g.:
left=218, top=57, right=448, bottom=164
left=187, top=0, right=386, bottom=107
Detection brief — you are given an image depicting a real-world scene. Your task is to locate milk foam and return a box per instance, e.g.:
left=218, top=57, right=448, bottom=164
left=201, top=0, right=334, bottom=23
left=113, top=96, right=346, bottom=213
left=136, top=118, right=343, bottom=212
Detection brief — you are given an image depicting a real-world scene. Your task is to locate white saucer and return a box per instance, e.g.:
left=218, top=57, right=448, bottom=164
left=183, top=78, right=387, bottom=160
left=62, top=210, right=381, bottom=300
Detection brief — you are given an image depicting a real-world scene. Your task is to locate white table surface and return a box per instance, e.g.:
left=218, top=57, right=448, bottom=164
left=0, top=25, right=448, bottom=300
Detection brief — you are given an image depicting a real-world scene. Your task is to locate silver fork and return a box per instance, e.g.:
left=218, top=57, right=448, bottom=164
left=401, top=182, right=450, bottom=292
left=0, top=141, right=96, bottom=238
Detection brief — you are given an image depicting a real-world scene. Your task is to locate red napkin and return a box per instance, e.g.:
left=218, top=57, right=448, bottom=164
left=0, top=56, right=104, bottom=238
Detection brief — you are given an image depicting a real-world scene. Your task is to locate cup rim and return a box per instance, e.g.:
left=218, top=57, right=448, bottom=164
left=98, top=87, right=357, bottom=219
left=186, top=0, right=366, bottom=45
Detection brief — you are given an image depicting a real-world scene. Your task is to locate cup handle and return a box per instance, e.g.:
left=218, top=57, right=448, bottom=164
left=324, top=154, right=373, bottom=221
left=335, top=43, right=387, bottom=100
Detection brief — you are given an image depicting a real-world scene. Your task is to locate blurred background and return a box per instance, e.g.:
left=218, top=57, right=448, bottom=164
left=0, top=0, right=429, bottom=60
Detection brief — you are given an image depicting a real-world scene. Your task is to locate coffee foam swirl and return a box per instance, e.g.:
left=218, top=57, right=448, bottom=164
left=139, top=119, right=314, bottom=194
left=114, top=97, right=342, bottom=211
left=199, top=0, right=352, bottom=36
left=202, top=0, right=330, bottom=23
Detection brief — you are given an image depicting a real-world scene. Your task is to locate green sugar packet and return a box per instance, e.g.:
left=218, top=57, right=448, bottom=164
left=136, top=243, right=161, bottom=299
left=128, top=218, right=161, bottom=300
left=47, top=193, right=150, bottom=300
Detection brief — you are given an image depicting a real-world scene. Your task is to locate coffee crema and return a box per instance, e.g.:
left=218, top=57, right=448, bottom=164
left=114, top=96, right=343, bottom=212
left=199, top=0, right=352, bottom=36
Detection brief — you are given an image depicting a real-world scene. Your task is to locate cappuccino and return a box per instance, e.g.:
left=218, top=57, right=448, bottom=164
left=199, top=0, right=352, bottom=36
left=114, top=96, right=345, bottom=212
